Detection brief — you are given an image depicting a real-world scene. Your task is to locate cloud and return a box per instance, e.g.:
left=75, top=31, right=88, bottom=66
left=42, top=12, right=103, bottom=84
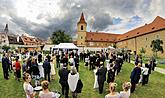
left=0, top=0, right=165, bottom=39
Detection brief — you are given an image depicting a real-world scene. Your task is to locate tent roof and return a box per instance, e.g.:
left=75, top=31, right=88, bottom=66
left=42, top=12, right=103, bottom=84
left=107, top=46, right=115, bottom=49
left=43, top=45, right=56, bottom=50
left=54, top=43, right=78, bottom=49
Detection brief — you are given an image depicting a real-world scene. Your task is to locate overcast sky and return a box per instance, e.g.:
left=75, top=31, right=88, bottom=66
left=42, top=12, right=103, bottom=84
left=0, top=0, right=165, bottom=39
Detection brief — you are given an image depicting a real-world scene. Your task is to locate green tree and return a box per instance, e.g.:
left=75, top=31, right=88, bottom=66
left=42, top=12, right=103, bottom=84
left=150, top=39, right=164, bottom=57
left=2, top=45, right=10, bottom=52
left=51, top=30, right=72, bottom=44
left=140, top=47, right=146, bottom=54
left=112, top=44, right=117, bottom=49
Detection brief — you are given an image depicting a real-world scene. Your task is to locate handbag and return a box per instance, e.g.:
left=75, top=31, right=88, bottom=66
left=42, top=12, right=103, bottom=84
left=75, top=79, right=83, bottom=93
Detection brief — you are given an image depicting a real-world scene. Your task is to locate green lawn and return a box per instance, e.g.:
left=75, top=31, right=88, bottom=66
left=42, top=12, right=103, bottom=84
left=0, top=62, right=165, bottom=98
left=157, top=64, right=165, bottom=69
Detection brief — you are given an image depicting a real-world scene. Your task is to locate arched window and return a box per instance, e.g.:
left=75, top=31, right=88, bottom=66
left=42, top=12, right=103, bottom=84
left=81, top=25, right=83, bottom=30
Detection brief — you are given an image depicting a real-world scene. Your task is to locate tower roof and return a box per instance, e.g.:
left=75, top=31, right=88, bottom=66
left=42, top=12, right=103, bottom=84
left=4, top=24, right=9, bottom=33
left=78, top=12, right=87, bottom=24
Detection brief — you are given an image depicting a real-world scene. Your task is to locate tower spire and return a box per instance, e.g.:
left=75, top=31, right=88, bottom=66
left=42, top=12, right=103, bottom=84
left=78, top=12, right=87, bottom=24
left=4, top=24, right=9, bottom=33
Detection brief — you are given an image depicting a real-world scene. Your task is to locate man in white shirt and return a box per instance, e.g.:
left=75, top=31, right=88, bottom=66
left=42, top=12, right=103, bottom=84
left=141, top=64, right=149, bottom=86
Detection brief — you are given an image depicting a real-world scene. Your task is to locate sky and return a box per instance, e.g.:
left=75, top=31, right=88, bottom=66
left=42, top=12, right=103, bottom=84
left=0, top=0, right=165, bottom=39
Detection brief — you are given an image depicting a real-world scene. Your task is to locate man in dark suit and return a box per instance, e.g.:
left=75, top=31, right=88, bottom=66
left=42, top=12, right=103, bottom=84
left=74, top=55, right=79, bottom=72
left=2, top=54, right=9, bottom=80
left=43, top=58, right=51, bottom=82
left=130, top=63, right=141, bottom=93
left=58, top=64, right=70, bottom=98
left=56, top=53, right=60, bottom=68
left=96, top=62, right=107, bottom=94
left=38, top=52, right=42, bottom=63
left=46, top=54, right=51, bottom=62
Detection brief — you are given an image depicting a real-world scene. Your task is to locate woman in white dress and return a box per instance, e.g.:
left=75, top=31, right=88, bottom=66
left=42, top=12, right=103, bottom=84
left=105, top=83, right=120, bottom=98
left=119, top=82, right=131, bottom=98
left=50, top=59, right=56, bottom=80
left=38, top=62, right=44, bottom=78
left=93, top=67, right=99, bottom=89
left=23, top=73, right=36, bottom=98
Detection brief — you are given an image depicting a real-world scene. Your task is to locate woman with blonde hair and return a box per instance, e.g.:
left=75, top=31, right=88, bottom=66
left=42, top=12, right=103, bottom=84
left=105, top=83, right=120, bottom=98
left=39, top=80, right=56, bottom=98
left=119, top=82, right=131, bottom=98
left=23, top=73, right=36, bottom=98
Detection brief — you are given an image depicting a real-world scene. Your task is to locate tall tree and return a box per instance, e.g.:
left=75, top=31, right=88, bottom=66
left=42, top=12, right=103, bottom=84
left=51, top=30, right=72, bottom=44
left=2, top=45, right=10, bottom=52
left=150, top=39, right=164, bottom=57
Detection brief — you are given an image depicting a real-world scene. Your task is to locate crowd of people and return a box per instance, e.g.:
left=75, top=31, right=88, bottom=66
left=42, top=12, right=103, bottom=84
left=1, top=49, right=156, bottom=98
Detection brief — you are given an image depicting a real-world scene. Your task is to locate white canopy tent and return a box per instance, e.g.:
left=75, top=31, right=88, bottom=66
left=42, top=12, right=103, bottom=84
left=105, top=46, right=116, bottom=52
left=43, top=45, right=56, bottom=51
left=107, top=46, right=115, bottom=50
left=53, top=43, right=78, bottom=50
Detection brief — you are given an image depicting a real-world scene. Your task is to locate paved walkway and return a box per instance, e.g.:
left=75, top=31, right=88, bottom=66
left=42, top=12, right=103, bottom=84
left=130, top=61, right=165, bottom=74
left=155, top=67, right=165, bottom=74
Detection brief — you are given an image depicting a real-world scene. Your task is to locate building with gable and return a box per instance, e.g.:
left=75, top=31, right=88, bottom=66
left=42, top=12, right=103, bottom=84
left=76, top=13, right=165, bottom=57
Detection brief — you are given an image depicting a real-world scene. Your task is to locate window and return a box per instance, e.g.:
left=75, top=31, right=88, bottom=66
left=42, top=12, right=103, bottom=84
left=156, top=34, right=159, bottom=39
left=89, top=42, right=94, bottom=46
left=146, top=38, right=147, bottom=41
left=81, top=36, right=83, bottom=39
left=152, top=27, right=155, bottom=30
left=2, top=36, right=5, bottom=39
left=146, top=45, right=147, bottom=48
left=81, top=25, right=83, bottom=30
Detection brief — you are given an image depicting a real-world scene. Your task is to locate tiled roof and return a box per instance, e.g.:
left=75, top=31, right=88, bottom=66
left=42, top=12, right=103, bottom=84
left=85, top=16, right=165, bottom=43
left=86, top=32, right=120, bottom=42
left=78, top=12, right=87, bottom=24
left=21, top=36, right=44, bottom=45
left=21, top=36, right=36, bottom=43
left=117, top=16, right=165, bottom=42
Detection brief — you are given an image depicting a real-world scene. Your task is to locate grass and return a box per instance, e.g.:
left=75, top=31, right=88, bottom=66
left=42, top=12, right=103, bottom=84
left=131, top=56, right=165, bottom=69
left=157, top=64, right=165, bottom=69
left=0, top=61, right=165, bottom=98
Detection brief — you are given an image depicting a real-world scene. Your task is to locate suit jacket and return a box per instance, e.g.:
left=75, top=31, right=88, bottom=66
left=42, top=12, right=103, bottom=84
left=130, top=67, right=141, bottom=84
left=2, top=57, right=9, bottom=69
left=43, top=60, right=51, bottom=73
left=96, top=66, right=107, bottom=83
left=74, top=57, right=79, bottom=67
left=59, top=68, right=70, bottom=86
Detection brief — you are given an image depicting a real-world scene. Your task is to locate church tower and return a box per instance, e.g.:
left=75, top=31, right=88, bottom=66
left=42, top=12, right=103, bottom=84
left=77, top=12, right=87, bottom=46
